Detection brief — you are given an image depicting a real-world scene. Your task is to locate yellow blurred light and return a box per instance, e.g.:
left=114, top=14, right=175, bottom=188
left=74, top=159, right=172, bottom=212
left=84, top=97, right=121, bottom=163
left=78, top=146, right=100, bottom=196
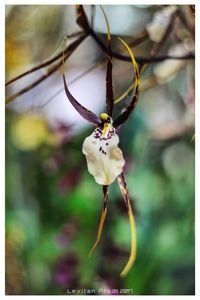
left=11, top=114, right=50, bottom=151
left=6, top=38, right=30, bottom=79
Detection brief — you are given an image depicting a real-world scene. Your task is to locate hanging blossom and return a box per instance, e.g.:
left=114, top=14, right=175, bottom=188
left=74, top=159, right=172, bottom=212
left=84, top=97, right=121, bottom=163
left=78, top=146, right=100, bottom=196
left=62, top=6, right=140, bottom=277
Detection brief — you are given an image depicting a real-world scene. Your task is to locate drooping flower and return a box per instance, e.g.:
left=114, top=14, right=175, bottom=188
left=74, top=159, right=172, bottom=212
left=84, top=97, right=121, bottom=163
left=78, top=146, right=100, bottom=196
left=82, top=116, right=125, bottom=186
left=62, top=5, right=140, bottom=277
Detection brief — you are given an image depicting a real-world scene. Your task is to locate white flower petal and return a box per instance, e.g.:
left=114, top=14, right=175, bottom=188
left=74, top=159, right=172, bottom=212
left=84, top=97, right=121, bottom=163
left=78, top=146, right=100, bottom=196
left=82, top=126, right=125, bottom=185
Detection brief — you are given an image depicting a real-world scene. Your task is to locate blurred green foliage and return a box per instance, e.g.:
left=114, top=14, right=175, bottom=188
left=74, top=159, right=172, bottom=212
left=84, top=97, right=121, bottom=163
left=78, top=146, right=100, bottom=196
left=5, top=108, right=195, bottom=295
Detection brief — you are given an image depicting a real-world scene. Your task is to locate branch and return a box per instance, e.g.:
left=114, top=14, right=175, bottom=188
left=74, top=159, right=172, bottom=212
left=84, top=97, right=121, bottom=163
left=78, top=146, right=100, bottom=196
left=6, top=34, right=88, bottom=104
left=90, top=29, right=195, bottom=64
left=5, top=5, right=195, bottom=106
left=5, top=32, right=85, bottom=86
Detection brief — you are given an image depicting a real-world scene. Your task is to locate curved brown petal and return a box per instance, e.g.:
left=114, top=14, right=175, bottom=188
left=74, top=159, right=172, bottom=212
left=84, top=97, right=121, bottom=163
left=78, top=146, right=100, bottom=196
left=100, top=6, right=114, bottom=117
left=113, top=38, right=140, bottom=128
left=62, top=73, right=100, bottom=125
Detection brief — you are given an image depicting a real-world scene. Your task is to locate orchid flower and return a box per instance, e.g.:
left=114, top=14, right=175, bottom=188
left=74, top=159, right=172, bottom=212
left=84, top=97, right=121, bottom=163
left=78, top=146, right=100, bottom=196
left=62, top=6, right=140, bottom=277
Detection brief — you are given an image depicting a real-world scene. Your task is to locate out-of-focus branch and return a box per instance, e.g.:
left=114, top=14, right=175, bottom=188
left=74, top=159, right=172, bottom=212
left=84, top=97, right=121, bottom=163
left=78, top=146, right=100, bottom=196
left=91, top=5, right=96, bottom=30
left=5, top=32, right=84, bottom=86
left=6, top=34, right=88, bottom=104
left=176, top=7, right=195, bottom=37
left=90, top=29, right=195, bottom=64
left=40, top=58, right=106, bottom=109
left=114, top=9, right=184, bottom=105
left=5, top=5, right=195, bottom=105
left=150, top=9, right=176, bottom=57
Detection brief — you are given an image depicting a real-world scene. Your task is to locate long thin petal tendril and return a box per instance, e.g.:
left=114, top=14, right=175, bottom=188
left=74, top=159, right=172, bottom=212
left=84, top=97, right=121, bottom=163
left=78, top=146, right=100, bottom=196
left=89, top=185, right=109, bottom=257
left=117, top=173, right=137, bottom=277
left=100, top=5, right=114, bottom=116
left=120, top=200, right=136, bottom=277
left=114, top=64, right=147, bottom=104
left=113, top=38, right=140, bottom=128
left=114, top=82, right=135, bottom=105
left=100, top=5, right=110, bottom=40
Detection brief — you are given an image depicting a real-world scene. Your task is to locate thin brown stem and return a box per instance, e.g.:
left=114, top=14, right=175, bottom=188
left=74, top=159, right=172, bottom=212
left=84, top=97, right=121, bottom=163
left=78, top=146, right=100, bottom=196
left=90, top=29, right=194, bottom=63
left=6, top=32, right=85, bottom=86
left=6, top=34, right=88, bottom=104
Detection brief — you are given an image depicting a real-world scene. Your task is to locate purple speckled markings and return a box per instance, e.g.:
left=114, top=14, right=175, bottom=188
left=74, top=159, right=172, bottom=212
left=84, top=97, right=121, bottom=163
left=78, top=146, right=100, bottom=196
left=93, top=127, right=115, bottom=140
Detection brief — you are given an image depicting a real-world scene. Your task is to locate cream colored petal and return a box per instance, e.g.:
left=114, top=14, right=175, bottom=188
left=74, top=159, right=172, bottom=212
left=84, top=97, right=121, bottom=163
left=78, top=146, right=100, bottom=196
left=82, top=127, right=125, bottom=185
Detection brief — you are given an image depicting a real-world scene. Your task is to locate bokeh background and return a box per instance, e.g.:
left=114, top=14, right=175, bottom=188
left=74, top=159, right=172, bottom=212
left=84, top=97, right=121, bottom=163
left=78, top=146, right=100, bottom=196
left=5, top=5, right=195, bottom=295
